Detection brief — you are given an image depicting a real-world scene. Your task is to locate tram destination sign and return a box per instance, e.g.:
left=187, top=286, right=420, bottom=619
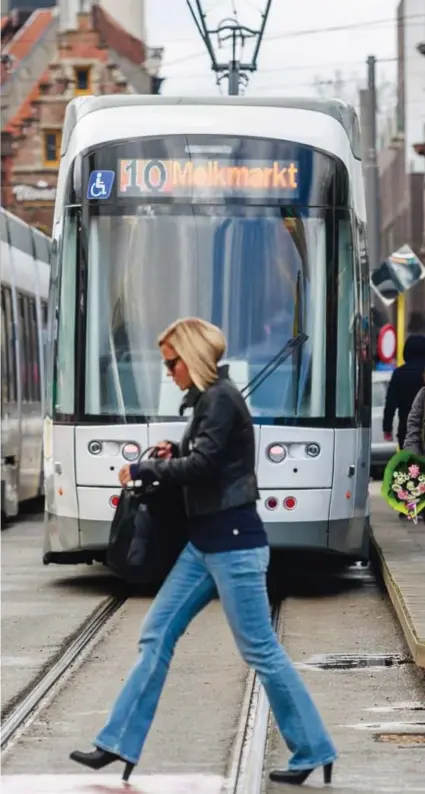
left=117, top=158, right=300, bottom=199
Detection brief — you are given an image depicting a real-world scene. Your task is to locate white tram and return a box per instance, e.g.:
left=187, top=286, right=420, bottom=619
left=1, top=207, right=51, bottom=519
left=43, top=95, right=371, bottom=567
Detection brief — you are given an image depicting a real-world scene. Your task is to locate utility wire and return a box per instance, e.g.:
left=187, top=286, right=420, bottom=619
left=156, top=12, right=425, bottom=42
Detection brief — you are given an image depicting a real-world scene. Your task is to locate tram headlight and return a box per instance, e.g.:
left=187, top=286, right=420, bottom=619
left=88, top=440, right=102, bottom=455
left=306, top=443, right=320, bottom=458
left=122, top=442, right=141, bottom=462
left=266, top=443, right=286, bottom=463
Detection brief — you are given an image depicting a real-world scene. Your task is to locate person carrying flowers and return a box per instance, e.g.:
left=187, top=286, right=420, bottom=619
left=404, top=385, right=425, bottom=458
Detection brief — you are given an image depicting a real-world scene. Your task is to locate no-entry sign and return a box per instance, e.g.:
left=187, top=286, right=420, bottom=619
left=377, top=324, right=396, bottom=363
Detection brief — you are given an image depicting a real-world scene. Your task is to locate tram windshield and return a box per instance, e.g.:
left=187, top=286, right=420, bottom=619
left=65, top=134, right=349, bottom=421
left=83, top=206, right=327, bottom=419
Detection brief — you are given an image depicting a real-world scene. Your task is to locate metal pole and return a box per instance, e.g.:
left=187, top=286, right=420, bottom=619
left=397, top=292, right=406, bottom=365
left=228, top=62, right=240, bottom=94
left=366, top=55, right=381, bottom=271
left=228, top=27, right=239, bottom=95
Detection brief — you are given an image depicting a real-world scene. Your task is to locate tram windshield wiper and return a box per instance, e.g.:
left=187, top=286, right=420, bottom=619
left=241, top=332, right=308, bottom=401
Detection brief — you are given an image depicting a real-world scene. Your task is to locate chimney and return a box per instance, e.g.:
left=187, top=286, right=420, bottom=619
left=58, top=0, right=93, bottom=31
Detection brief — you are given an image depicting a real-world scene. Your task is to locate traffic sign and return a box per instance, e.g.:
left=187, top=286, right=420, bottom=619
left=370, top=245, right=425, bottom=305
left=377, top=323, right=396, bottom=363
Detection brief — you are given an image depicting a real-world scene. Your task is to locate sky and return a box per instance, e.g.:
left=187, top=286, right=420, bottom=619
left=145, top=0, right=410, bottom=108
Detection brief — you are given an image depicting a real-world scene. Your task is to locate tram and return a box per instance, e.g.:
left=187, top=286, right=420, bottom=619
left=43, top=95, right=371, bottom=567
left=1, top=207, right=51, bottom=520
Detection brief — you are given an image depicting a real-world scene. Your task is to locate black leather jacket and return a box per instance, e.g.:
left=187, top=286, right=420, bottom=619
left=133, top=368, right=259, bottom=518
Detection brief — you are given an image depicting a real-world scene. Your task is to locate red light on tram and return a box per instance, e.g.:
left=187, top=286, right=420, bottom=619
left=283, top=496, right=297, bottom=511
left=109, top=495, right=120, bottom=508
left=265, top=496, right=278, bottom=510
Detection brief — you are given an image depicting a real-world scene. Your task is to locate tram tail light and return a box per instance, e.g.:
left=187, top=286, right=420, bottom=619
left=283, top=496, right=297, bottom=511
left=122, top=442, right=140, bottom=461
left=267, top=443, right=286, bottom=463
left=109, top=495, right=120, bottom=508
left=265, top=496, right=278, bottom=510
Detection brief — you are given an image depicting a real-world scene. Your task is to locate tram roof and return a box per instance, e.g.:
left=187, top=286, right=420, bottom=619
left=61, top=95, right=361, bottom=160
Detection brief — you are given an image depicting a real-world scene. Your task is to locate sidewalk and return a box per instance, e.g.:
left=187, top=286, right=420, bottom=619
left=369, top=483, right=425, bottom=668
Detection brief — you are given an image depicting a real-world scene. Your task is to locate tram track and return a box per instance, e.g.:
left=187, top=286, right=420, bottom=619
left=2, top=591, right=282, bottom=790
left=225, top=603, right=281, bottom=794
left=1, top=594, right=126, bottom=753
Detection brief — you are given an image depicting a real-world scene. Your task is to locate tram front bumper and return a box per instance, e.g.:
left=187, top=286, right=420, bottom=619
left=43, top=487, right=368, bottom=563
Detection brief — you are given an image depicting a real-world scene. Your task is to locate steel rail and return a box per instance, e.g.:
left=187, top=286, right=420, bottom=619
left=1, top=595, right=126, bottom=751
left=225, top=604, right=281, bottom=794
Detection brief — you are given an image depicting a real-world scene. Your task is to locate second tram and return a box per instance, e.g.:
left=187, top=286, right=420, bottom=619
left=1, top=207, right=51, bottom=519
left=43, top=95, right=371, bottom=566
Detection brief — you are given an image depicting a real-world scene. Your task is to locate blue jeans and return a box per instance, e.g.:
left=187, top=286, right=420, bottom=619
left=95, top=543, right=337, bottom=770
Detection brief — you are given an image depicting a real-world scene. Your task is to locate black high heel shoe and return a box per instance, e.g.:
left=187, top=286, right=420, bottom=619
left=70, top=748, right=135, bottom=781
left=269, top=762, right=333, bottom=786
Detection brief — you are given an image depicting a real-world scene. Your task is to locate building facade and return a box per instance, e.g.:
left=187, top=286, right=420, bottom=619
left=1, top=0, right=161, bottom=233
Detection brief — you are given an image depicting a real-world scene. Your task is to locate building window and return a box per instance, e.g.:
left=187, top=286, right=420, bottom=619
left=74, top=66, right=91, bottom=95
left=43, top=130, right=61, bottom=167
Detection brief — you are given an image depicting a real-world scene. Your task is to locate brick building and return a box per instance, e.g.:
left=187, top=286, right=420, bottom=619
left=1, top=2, right=160, bottom=233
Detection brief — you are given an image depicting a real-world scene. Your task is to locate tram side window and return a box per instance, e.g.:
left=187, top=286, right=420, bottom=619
left=55, top=213, right=77, bottom=415
left=29, top=297, right=41, bottom=401
left=1, top=288, right=9, bottom=406
left=3, top=287, right=16, bottom=403
left=17, top=294, right=33, bottom=401
left=336, top=218, right=355, bottom=417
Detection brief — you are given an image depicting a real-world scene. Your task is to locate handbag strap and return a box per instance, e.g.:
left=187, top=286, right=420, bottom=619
left=138, top=445, right=156, bottom=463
left=125, top=445, right=159, bottom=492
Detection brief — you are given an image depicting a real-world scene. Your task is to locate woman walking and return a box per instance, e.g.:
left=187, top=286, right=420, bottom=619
left=70, top=317, right=337, bottom=786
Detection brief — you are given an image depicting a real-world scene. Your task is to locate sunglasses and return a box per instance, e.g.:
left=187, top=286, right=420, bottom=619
left=164, top=356, right=180, bottom=373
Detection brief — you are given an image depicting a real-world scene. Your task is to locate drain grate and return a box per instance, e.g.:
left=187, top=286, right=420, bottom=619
left=375, top=733, right=425, bottom=746
left=301, top=652, right=412, bottom=670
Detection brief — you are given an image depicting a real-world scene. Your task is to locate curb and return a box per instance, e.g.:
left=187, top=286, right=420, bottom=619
left=370, top=533, right=425, bottom=669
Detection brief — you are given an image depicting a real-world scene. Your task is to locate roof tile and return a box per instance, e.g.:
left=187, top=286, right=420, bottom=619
left=92, top=4, right=145, bottom=66
left=4, top=9, right=54, bottom=63
left=4, top=70, right=48, bottom=135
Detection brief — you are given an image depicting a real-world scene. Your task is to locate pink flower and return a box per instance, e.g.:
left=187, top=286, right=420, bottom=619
left=397, top=490, right=410, bottom=500
left=419, top=483, right=425, bottom=494
left=408, top=464, right=420, bottom=478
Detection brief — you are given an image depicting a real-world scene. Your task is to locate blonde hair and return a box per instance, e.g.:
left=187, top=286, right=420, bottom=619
left=158, top=317, right=226, bottom=391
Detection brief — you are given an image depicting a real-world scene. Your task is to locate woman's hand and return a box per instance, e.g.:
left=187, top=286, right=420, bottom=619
left=154, top=441, right=173, bottom=460
left=118, top=464, right=133, bottom=487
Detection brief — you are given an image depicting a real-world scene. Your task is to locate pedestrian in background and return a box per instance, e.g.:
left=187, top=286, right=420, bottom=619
left=70, top=316, right=337, bottom=786
left=383, top=334, right=425, bottom=450
left=404, top=385, right=425, bottom=457
left=408, top=312, right=425, bottom=335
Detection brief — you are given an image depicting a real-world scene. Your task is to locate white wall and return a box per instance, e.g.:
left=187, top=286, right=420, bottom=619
left=404, top=0, right=425, bottom=173
left=99, top=0, right=146, bottom=42
left=57, top=0, right=146, bottom=43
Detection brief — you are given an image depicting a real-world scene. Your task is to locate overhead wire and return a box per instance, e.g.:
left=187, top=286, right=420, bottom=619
left=154, top=13, right=425, bottom=43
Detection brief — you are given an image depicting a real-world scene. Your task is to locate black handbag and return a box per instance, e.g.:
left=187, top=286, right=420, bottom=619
left=106, top=446, right=187, bottom=585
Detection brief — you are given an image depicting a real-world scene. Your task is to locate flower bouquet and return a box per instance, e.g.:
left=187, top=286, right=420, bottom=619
left=381, top=450, right=425, bottom=523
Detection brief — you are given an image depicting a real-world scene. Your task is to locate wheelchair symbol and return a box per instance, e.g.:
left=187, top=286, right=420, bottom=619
left=87, top=170, right=115, bottom=200
left=90, top=173, right=107, bottom=198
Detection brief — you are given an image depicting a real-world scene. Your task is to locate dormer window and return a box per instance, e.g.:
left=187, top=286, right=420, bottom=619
left=43, top=130, right=61, bottom=167
left=74, top=66, right=91, bottom=95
